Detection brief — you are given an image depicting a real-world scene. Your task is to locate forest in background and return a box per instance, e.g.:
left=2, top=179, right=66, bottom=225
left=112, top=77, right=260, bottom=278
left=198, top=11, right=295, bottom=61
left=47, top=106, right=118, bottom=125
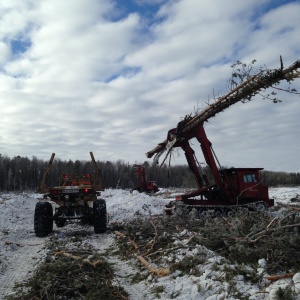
left=0, top=154, right=300, bottom=192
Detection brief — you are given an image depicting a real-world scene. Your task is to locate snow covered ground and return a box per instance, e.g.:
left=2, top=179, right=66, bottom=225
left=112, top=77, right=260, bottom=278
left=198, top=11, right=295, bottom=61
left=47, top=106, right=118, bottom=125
left=0, top=187, right=300, bottom=300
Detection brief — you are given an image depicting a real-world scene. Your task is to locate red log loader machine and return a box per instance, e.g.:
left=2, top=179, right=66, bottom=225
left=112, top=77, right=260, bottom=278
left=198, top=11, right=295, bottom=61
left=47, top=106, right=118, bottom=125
left=131, top=164, right=159, bottom=194
left=147, top=121, right=273, bottom=216
left=34, top=152, right=107, bottom=237
left=146, top=59, right=300, bottom=216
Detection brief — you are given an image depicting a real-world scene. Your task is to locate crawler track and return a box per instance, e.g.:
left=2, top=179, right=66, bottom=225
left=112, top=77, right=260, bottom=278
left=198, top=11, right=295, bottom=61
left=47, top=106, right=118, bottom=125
left=165, top=200, right=268, bottom=217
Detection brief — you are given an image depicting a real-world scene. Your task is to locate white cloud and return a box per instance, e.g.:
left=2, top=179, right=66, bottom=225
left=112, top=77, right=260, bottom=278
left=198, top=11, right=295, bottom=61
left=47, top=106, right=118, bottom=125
left=0, top=0, right=299, bottom=173
left=0, top=42, right=10, bottom=64
left=240, top=2, right=300, bottom=65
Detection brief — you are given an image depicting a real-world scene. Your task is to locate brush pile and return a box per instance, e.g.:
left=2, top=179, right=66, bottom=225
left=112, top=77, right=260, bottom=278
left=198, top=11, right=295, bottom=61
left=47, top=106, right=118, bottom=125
left=114, top=205, right=300, bottom=277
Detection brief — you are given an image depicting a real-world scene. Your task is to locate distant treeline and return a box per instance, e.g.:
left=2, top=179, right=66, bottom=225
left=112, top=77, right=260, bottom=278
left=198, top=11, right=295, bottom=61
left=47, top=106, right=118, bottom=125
left=0, top=154, right=299, bottom=192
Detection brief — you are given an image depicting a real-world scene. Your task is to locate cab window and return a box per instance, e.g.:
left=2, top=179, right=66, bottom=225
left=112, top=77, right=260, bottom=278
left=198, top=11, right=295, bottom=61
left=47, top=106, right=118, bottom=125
left=243, top=174, right=257, bottom=183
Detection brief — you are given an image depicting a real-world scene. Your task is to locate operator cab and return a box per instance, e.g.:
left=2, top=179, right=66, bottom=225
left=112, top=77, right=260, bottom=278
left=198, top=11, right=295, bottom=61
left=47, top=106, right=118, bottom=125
left=221, top=168, right=273, bottom=206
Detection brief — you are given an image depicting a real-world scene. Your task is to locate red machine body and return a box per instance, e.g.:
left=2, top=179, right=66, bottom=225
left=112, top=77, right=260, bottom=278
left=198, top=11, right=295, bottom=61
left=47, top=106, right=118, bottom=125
left=132, top=164, right=159, bottom=194
left=148, top=122, right=273, bottom=213
left=145, top=60, right=300, bottom=213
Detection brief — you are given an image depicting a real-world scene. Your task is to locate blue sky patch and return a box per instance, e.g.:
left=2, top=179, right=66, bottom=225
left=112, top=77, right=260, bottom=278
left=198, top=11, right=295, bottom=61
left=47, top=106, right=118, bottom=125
left=104, top=66, right=142, bottom=83
left=113, top=0, right=165, bottom=23
left=10, top=39, right=31, bottom=56
left=253, top=0, right=298, bottom=20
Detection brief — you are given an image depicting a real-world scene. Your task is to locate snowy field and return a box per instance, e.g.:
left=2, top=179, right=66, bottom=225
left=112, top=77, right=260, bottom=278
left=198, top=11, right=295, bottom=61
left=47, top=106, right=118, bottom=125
left=0, top=187, right=300, bottom=300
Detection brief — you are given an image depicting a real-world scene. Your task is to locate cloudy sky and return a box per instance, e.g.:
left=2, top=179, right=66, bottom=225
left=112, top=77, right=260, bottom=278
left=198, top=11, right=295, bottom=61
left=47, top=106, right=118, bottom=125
left=0, top=0, right=299, bottom=172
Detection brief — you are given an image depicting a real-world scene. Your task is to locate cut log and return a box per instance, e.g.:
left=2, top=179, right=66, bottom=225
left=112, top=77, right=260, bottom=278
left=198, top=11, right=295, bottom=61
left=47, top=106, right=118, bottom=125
left=264, top=273, right=295, bottom=281
left=136, top=255, right=170, bottom=277
left=53, top=251, right=102, bottom=268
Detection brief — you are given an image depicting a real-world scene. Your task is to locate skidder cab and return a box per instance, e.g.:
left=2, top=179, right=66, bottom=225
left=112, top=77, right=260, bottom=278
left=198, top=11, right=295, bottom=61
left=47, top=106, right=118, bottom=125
left=34, top=152, right=107, bottom=237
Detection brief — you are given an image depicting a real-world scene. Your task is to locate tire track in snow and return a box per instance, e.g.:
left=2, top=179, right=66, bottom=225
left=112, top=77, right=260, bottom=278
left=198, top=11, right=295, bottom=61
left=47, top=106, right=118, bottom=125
left=86, top=232, right=154, bottom=300
left=0, top=237, right=46, bottom=299
left=111, top=257, right=154, bottom=300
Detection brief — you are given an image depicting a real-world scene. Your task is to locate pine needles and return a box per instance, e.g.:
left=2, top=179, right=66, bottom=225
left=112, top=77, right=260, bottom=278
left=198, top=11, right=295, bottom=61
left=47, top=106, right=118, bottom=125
left=4, top=237, right=128, bottom=300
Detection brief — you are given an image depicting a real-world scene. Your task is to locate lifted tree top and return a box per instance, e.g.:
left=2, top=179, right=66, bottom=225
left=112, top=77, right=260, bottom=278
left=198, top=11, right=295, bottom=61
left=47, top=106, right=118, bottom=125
left=146, top=58, right=300, bottom=160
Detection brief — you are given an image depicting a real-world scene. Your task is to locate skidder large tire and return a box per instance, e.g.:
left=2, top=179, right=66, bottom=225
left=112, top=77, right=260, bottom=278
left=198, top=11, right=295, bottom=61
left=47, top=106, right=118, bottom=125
left=34, top=202, right=53, bottom=237
left=93, top=199, right=107, bottom=234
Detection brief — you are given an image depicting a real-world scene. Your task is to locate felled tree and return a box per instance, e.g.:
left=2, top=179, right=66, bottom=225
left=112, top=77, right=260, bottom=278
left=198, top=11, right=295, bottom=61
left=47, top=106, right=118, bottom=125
left=146, top=57, right=300, bottom=160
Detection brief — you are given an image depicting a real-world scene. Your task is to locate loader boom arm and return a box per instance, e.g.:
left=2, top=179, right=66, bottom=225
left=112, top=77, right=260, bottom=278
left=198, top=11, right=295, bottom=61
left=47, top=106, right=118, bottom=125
left=39, top=153, right=55, bottom=193
left=90, top=151, right=104, bottom=190
left=162, top=124, right=223, bottom=190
